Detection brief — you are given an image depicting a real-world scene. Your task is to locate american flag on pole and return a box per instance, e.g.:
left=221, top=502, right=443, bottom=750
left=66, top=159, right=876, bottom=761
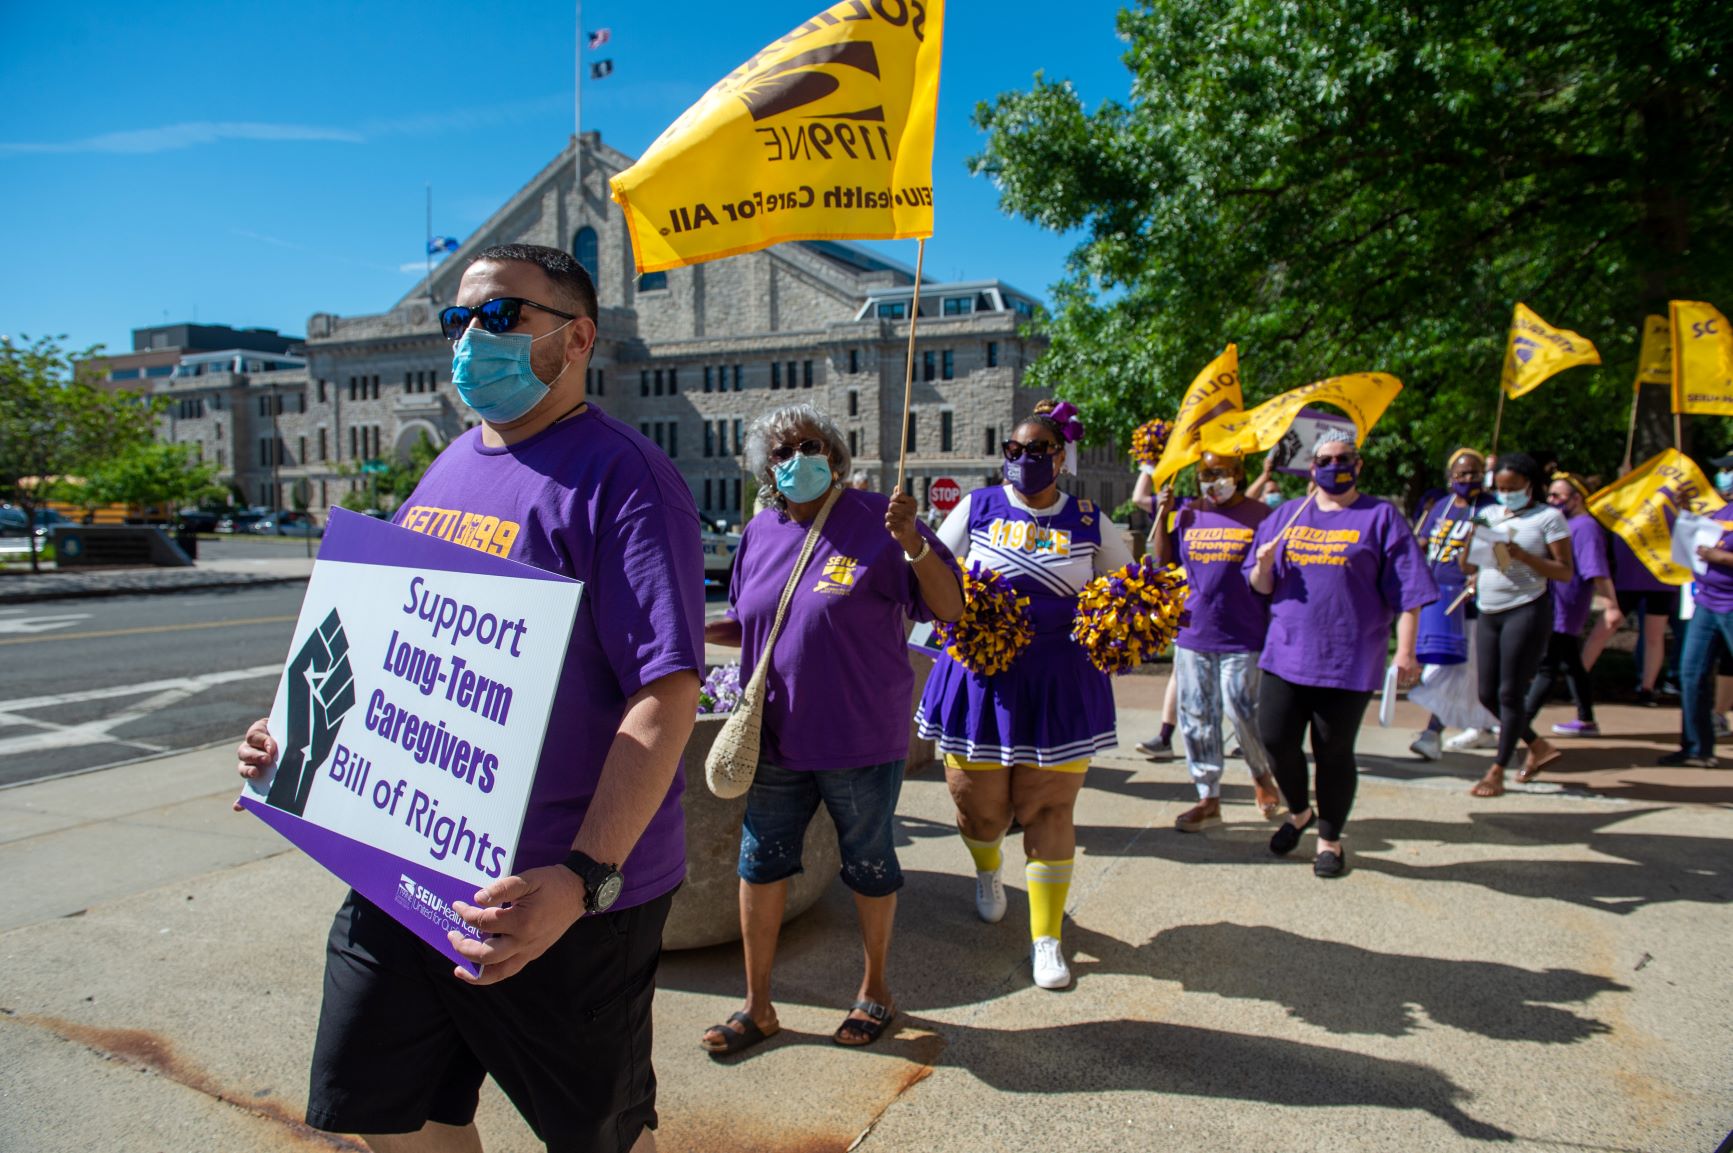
left=588, top=28, right=611, bottom=50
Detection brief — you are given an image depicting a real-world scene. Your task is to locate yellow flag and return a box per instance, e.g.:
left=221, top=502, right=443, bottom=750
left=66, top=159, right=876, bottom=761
left=609, top=0, right=944, bottom=274
left=1150, top=345, right=1241, bottom=490
left=1588, top=449, right=1724, bottom=585
left=1198, top=372, right=1403, bottom=458
left=1500, top=302, right=1600, bottom=398
left=1669, top=300, right=1733, bottom=415
left=1632, top=314, right=1671, bottom=392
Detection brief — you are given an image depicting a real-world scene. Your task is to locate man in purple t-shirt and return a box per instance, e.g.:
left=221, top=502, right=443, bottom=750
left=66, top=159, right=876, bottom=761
left=237, top=244, right=702, bottom=1153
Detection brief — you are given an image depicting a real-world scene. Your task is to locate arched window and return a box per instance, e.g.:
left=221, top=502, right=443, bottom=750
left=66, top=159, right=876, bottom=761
left=573, top=226, right=598, bottom=283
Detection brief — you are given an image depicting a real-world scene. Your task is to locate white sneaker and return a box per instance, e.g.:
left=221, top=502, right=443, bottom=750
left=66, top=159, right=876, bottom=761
left=1445, top=727, right=1497, bottom=752
left=974, top=869, right=1006, bottom=923
left=1409, top=729, right=1442, bottom=761
left=1032, top=936, right=1072, bottom=990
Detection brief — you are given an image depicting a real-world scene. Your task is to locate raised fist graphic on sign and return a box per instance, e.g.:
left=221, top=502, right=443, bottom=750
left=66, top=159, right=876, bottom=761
left=266, top=608, right=356, bottom=817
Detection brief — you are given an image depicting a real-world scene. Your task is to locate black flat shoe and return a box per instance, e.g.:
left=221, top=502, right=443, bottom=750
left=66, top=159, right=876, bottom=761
left=1313, top=848, right=1347, bottom=878
left=1269, top=813, right=1317, bottom=856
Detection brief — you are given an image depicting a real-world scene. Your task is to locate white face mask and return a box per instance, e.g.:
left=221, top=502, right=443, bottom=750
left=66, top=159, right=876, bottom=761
left=1201, top=477, right=1236, bottom=503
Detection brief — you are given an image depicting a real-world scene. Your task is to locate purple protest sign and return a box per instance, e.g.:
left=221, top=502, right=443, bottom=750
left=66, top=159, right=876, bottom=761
left=238, top=508, right=582, bottom=972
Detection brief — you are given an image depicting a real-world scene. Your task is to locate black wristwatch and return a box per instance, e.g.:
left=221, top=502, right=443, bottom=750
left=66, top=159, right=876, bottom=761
left=562, top=851, right=624, bottom=915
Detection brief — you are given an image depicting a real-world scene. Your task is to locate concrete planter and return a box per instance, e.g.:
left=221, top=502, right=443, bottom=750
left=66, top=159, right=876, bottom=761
left=662, top=652, right=939, bottom=951
left=662, top=715, right=840, bottom=951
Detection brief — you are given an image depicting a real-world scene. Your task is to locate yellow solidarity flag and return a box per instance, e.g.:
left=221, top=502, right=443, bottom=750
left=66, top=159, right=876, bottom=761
left=1669, top=300, right=1733, bottom=415
left=1588, top=448, right=1724, bottom=585
left=1501, top=302, right=1600, bottom=399
left=1150, top=345, right=1241, bottom=490
left=1632, top=314, right=1671, bottom=391
left=609, top=0, right=944, bottom=274
left=1197, top=372, right=1402, bottom=458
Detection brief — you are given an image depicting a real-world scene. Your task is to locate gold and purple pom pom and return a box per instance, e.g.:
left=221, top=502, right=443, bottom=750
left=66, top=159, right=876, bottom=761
left=1130, top=419, right=1172, bottom=470
left=936, top=564, right=1034, bottom=676
left=1072, top=556, right=1190, bottom=675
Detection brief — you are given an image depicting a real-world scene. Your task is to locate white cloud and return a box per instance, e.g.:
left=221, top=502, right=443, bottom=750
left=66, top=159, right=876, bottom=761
left=0, top=121, right=364, bottom=155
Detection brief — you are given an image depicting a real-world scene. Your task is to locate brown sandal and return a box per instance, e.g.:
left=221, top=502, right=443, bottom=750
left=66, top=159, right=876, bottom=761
left=1470, top=771, right=1506, bottom=798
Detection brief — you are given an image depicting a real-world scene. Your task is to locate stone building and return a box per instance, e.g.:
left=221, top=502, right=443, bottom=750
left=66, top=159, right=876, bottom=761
left=136, top=136, right=1134, bottom=522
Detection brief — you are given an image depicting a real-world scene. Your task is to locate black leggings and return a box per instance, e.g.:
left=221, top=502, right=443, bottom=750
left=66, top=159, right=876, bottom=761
left=1257, top=671, right=1372, bottom=842
left=1475, top=593, right=1553, bottom=768
left=1523, top=630, right=1594, bottom=725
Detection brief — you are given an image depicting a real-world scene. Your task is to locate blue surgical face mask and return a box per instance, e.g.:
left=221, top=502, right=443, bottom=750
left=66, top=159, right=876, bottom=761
left=450, top=322, right=572, bottom=424
left=1264, top=491, right=1284, bottom=508
left=773, top=453, right=833, bottom=503
left=1716, top=470, right=1733, bottom=495
left=1495, top=489, right=1531, bottom=511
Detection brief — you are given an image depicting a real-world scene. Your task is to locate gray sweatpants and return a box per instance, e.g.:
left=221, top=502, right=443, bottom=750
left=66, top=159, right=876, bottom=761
left=1174, top=645, right=1275, bottom=799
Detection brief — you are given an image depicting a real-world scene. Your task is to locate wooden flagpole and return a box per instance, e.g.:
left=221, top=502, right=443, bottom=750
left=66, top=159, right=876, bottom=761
left=894, top=238, right=928, bottom=494
left=1491, top=387, right=1506, bottom=459
left=1621, top=389, right=1640, bottom=470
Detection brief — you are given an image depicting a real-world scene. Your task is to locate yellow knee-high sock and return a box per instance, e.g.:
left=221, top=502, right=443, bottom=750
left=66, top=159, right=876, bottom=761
left=1025, top=858, right=1073, bottom=941
left=960, top=831, right=1003, bottom=873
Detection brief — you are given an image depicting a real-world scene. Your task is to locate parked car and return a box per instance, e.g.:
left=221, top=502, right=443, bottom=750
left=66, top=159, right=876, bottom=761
left=216, top=507, right=268, bottom=534
left=0, top=506, right=27, bottom=537
left=701, top=524, right=739, bottom=583
left=29, top=509, right=71, bottom=538
left=175, top=508, right=220, bottom=533
left=255, top=510, right=323, bottom=537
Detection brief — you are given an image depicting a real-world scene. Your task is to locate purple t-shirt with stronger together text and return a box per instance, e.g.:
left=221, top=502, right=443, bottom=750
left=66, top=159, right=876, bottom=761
left=731, top=489, right=956, bottom=771
left=1554, top=513, right=1611, bottom=635
left=1692, top=504, right=1733, bottom=613
left=1244, top=495, right=1438, bottom=693
left=1175, top=500, right=1270, bottom=653
left=394, top=405, right=705, bottom=910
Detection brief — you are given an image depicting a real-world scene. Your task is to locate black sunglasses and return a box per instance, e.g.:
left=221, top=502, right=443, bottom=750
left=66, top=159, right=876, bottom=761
left=1314, top=452, right=1359, bottom=467
left=769, top=438, right=825, bottom=463
left=1003, top=438, right=1060, bottom=460
left=439, top=297, right=575, bottom=341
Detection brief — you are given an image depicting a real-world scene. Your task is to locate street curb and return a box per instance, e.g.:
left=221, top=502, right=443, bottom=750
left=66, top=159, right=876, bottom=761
left=0, top=573, right=309, bottom=605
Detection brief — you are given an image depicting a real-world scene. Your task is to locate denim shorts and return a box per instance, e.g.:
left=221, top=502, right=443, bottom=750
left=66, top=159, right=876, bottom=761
left=738, top=759, right=905, bottom=897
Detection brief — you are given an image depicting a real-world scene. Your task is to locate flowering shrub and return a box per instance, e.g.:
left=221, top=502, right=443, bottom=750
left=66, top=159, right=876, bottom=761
left=697, top=662, right=743, bottom=715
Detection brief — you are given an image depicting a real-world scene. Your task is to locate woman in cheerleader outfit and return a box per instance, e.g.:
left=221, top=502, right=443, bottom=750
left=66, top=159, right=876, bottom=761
left=915, top=400, right=1133, bottom=990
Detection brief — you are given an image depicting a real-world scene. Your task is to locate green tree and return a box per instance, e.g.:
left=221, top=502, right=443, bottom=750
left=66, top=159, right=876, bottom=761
left=0, top=335, right=160, bottom=572
left=336, top=432, right=444, bottom=513
left=971, top=0, right=1733, bottom=497
left=71, top=442, right=227, bottom=513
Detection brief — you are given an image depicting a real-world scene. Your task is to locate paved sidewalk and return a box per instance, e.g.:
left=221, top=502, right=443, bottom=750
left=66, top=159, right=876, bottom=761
left=0, top=557, right=314, bottom=604
left=1, top=693, right=1729, bottom=1151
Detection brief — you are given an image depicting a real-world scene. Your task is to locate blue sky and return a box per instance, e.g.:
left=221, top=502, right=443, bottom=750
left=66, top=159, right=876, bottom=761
left=0, top=1, right=1130, bottom=355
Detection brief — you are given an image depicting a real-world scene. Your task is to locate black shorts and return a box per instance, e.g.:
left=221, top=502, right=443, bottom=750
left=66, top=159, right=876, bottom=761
left=307, top=887, right=674, bottom=1152
left=1616, top=589, right=1680, bottom=618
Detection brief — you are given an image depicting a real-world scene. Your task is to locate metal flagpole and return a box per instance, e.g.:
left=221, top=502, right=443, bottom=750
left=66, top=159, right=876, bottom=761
left=425, top=184, right=434, bottom=309
left=894, top=238, right=928, bottom=494
left=582, top=1, right=589, bottom=212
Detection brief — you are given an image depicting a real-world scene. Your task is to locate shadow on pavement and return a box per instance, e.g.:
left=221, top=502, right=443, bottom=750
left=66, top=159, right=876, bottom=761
left=1074, top=808, right=1733, bottom=914
left=922, top=1015, right=1516, bottom=1141
left=1104, top=921, right=1625, bottom=1042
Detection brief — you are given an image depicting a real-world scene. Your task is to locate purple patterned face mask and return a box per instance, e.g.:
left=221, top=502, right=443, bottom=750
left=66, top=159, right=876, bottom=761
left=1003, top=452, right=1057, bottom=495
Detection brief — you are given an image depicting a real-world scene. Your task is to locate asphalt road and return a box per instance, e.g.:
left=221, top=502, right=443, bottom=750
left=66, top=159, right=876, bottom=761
left=0, top=563, right=733, bottom=788
left=0, top=585, right=304, bottom=787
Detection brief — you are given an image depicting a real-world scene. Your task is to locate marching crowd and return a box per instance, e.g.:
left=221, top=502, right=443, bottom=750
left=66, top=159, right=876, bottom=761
left=232, top=245, right=1731, bottom=1152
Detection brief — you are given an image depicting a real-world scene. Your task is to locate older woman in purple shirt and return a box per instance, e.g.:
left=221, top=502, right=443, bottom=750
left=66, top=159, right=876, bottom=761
left=701, top=404, right=962, bottom=1055
left=1246, top=428, right=1437, bottom=877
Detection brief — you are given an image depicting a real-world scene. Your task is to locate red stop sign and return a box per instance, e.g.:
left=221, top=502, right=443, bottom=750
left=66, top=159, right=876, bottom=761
left=930, top=477, right=962, bottom=513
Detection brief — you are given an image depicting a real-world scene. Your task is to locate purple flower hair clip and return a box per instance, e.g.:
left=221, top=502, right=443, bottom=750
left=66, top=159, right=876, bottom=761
left=1048, top=401, right=1085, bottom=443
